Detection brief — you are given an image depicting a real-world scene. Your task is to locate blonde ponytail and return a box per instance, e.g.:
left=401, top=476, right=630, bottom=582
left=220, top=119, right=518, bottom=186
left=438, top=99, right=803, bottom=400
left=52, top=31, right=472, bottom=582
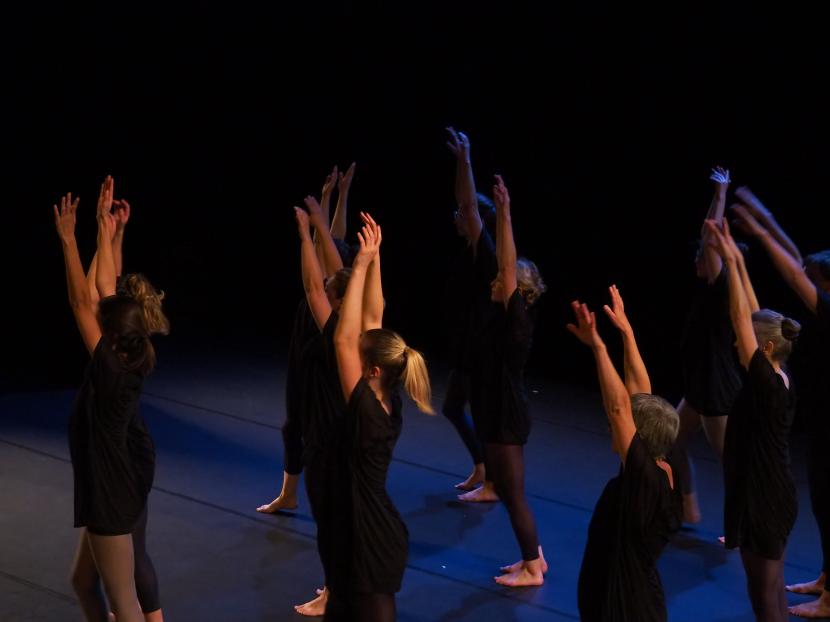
left=402, top=347, right=434, bottom=415
left=121, top=273, right=170, bottom=335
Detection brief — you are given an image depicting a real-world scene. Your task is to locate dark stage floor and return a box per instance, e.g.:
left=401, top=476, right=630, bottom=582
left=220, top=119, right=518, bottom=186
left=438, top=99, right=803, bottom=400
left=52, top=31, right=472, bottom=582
left=1, top=345, right=823, bottom=621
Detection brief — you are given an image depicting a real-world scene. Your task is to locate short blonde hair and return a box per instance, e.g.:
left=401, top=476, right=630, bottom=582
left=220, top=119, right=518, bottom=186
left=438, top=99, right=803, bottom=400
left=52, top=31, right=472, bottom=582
left=516, top=258, right=546, bottom=305
left=120, top=273, right=170, bottom=336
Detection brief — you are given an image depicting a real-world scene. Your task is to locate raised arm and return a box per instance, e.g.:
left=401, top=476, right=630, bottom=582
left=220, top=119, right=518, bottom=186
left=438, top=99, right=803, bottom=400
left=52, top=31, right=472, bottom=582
left=294, top=206, right=332, bottom=331
left=734, top=186, right=803, bottom=264
left=492, top=175, right=517, bottom=307
left=306, top=195, right=343, bottom=279
left=567, top=301, right=637, bottom=462
left=112, top=198, right=131, bottom=276
left=603, top=285, right=651, bottom=395
left=359, top=212, right=383, bottom=331
left=446, top=127, right=483, bottom=247
left=55, top=193, right=102, bottom=354
left=733, top=203, right=818, bottom=313
left=95, top=176, right=117, bottom=299
left=314, top=167, right=338, bottom=274
left=698, top=167, right=730, bottom=283
left=335, top=223, right=381, bottom=402
left=730, top=231, right=761, bottom=312
left=330, top=162, right=355, bottom=240
left=706, top=219, right=757, bottom=368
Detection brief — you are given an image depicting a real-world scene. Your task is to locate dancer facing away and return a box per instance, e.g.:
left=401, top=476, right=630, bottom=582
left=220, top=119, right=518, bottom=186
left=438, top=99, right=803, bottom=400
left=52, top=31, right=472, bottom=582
left=468, top=175, right=548, bottom=586
left=707, top=217, right=799, bottom=621
left=443, top=127, right=496, bottom=492
left=570, top=287, right=682, bottom=621
left=55, top=177, right=166, bottom=622
left=676, top=167, right=748, bottom=524
left=287, top=195, right=352, bottom=617
left=329, top=214, right=434, bottom=621
left=258, top=166, right=352, bottom=516
left=732, top=191, right=830, bottom=619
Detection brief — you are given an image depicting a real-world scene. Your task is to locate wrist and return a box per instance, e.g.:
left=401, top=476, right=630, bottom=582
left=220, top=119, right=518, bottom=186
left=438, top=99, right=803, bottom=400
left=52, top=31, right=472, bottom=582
left=60, top=234, right=77, bottom=246
left=591, top=342, right=607, bottom=354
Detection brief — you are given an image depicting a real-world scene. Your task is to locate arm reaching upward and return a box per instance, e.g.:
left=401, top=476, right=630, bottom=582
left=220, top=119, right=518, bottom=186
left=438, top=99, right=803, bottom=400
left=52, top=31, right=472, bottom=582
left=112, top=198, right=131, bottom=276
left=567, top=300, right=637, bottom=462
left=314, top=167, right=338, bottom=272
left=331, top=162, right=355, bottom=240
left=734, top=186, right=803, bottom=264
left=305, top=195, right=343, bottom=279
left=602, top=285, right=651, bottom=395
left=446, top=127, right=483, bottom=247
left=95, top=176, right=117, bottom=299
left=359, top=212, right=383, bottom=331
left=55, top=193, right=102, bottom=354
left=335, top=223, right=381, bottom=402
left=493, top=175, right=518, bottom=307
left=294, top=206, right=332, bottom=330
left=732, top=203, right=819, bottom=313
left=699, top=167, right=730, bottom=283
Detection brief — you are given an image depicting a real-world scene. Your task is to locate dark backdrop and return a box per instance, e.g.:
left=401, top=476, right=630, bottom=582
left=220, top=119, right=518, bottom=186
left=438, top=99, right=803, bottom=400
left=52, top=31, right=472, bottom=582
left=4, top=4, right=828, bottom=401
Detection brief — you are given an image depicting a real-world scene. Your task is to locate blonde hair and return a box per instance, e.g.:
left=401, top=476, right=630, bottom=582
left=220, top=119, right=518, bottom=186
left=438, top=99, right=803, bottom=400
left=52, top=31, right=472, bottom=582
left=120, top=273, right=170, bottom=336
left=362, top=328, right=434, bottom=414
left=752, top=309, right=801, bottom=363
left=516, top=258, right=546, bottom=305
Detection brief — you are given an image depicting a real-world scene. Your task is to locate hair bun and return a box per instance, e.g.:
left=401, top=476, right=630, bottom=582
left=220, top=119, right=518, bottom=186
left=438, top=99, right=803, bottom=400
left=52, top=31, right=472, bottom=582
left=781, top=317, right=802, bottom=341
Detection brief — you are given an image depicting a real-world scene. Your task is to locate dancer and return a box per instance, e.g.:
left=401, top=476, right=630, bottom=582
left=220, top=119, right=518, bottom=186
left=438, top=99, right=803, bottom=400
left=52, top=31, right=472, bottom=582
left=55, top=177, right=162, bottom=622
left=444, top=127, right=497, bottom=492
left=569, top=287, right=682, bottom=621
left=328, top=214, right=433, bottom=621
left=707, top=217, right=799, bottom=621
left=468, top=175, right=547, bottom=586
left=676, top=167, right=756, bottom=524
left=732, top=192, right=830, bottom=619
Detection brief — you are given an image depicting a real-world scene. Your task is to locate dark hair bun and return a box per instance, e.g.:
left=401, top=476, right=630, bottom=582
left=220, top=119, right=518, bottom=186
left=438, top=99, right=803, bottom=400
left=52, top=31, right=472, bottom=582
left=781, top=317, right=802, bottom=341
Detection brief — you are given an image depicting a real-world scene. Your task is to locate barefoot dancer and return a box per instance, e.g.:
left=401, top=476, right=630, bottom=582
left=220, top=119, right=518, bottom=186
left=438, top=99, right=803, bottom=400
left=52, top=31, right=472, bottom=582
left=329, top=213, right=434, bottom=621
left=732, top=193, right=830, bottom=619
left=676, top=167, right=746, bottom=524
left=707, top=217, right=799, bottom=621
left=569, top=287, right=682, bottom=622
left=56, top=178, right=164, bottom=622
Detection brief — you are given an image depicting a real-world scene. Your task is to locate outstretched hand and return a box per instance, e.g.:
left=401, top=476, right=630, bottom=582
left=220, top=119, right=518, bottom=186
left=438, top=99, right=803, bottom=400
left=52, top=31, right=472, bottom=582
left=709, top=166, right=731, bottom=186
left=322, top=166, right=338, bottom=199
left=354, top=213, right=381, bottom=265
left=338, top=162, right=356, bottom=194
left=566, top=300, right=604, bottom=349
left=493, top=174, right=510, bottom=214
left=734, top=186, right=771, bottom=219
left=446, top=127, right=471, bottom=160
left=704, top=218, right=739, bottom=261
left=96, top=176, right=116, bottom=240
left=54, top=193, right=79, bottom=242
left=303, top=196, right=326, bottom=229
left=731, top=203, right=768, bottom=238
left=293, top=206, right=311, bottom=240
left=112, top=199, right=131, bottom=231
left=603, top=285, right=633, bottom=336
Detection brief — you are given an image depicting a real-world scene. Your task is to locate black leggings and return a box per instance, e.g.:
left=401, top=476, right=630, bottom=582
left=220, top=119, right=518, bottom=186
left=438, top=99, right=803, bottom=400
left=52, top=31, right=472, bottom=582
left=442, top=369, right=484, bottom=465
left=740, top=548, right=788, bottom=621
left=132, top=505, right=161, bottom=613
left=807, top=443, right=830, bottom=591
left=324, top=591, right=395, bottom=622
left=281, top=410, right=304, bottom=475
left=486, top=442, right=539, bottom=561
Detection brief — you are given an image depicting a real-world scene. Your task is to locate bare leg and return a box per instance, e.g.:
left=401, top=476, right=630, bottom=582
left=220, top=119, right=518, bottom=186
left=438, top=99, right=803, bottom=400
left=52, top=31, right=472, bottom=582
left=86, top=532, right=143, bottom=622
left=295, top=586, right=328, bottom=617
left=675, top=398, right=702, bottom=523
left=701, top=415, right=728, bottom=461
left=257, top=471, right=300, bottom=513
left=70, top=529, right=109, bottom=621
left=741, top=548, right=787, bottom=622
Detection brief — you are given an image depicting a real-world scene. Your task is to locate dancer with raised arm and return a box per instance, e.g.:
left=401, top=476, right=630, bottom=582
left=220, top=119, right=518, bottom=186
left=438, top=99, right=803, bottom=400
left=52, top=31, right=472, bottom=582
left=570, top=287, right=682, bottom=621
left=707, top=216, right=799, bottom=621
left=329, top=214, right=433, bottom=621
left=732, top=194, right=830, bottom=619
left=56, top=177, right=163, bottom=622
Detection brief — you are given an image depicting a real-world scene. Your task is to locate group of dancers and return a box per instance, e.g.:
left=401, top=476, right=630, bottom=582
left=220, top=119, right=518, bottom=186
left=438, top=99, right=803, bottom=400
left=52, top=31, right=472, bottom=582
left=54, top=128, right=829, bottom=621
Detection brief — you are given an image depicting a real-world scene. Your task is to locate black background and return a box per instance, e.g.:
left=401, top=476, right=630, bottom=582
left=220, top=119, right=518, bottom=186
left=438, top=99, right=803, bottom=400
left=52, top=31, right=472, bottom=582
left=4, top=3, right=828, bottom=399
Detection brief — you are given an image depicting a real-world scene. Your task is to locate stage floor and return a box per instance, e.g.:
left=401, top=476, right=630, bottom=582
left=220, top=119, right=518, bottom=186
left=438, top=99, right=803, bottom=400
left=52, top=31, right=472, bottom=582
left=1, top=345, right=822, bottom=621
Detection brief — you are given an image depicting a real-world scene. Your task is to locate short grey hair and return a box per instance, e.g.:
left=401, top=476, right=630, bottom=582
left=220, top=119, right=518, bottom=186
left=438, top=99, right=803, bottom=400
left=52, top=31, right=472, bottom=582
left=630, top=393, right=679, bottom=460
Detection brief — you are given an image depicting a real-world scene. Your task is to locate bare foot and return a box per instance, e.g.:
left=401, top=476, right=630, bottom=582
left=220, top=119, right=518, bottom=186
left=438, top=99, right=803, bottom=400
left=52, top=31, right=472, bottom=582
left=256, top=494, right=298, bottom=513
left=789, top=591, right=830, bottom=618
left=457, top=482, right=499, bottom=503
left=494, top=559, right=544, bottom=587
left=682, top=492, right=701, bottom=524
left=717, top=536, right=726, bottom=545
left=500, top=546, right=548, bottom=575
left=295, top=587, right=328, bottom=617
left=455, top=464, right=485, bottom=491
left=787, top=574, right=827, bottom=595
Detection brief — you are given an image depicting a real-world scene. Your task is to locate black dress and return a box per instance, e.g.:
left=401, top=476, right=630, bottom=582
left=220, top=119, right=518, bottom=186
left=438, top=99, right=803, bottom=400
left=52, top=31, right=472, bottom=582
left=343, top=378, right=407, bottom=594
left=300, top=311, right=350, bottom=590
left=69, top=337, right=155, bottom=536
left=680, top=266, right=743, bottom=417
left=723, top=350, right=796, bottom=559
left=578, top=434, right=683, bottom=622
